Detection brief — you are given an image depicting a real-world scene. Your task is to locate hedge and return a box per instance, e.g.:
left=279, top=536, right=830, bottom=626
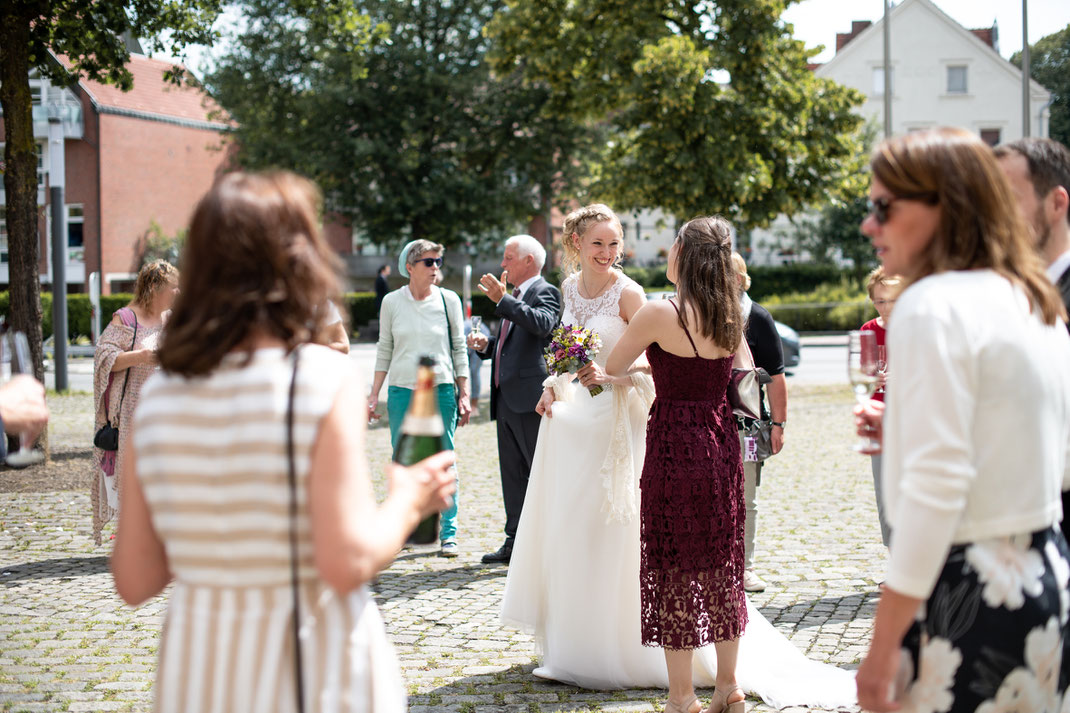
left=5, top=271, right=876, bottom=340
left=624, top=262, right=855, bottom=300
left=762, top=281, right=877, bottom=332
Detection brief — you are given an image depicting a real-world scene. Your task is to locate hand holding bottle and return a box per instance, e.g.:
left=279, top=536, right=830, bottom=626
left=388, top=451, right=457, bottom=520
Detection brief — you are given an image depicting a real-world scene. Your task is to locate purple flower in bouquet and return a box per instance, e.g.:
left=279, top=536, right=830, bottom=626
left=544, top=324, right=604, bottom=396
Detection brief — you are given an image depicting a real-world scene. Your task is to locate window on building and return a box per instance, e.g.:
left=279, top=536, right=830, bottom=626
left=872, top=67, right=894, bottom=95
left=980, top=129, right=1001, bottom=147
left=36, top=142, right=45, bottom=188
left=67, top=205, right=84, bottom=261
left=0, top=207, right=7, bottom=264
left=947, top=66, right=968, bottom=94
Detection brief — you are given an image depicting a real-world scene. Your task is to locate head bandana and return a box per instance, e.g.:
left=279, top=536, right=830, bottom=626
left=397, top=240, right=418, bottom=278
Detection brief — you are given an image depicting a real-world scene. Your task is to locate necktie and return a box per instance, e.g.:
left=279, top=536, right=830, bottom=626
left=494, top=288, right=522, bottom=388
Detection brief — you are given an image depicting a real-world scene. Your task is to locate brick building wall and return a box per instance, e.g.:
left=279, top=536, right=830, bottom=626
left=97, top=114, right=229, bottom=292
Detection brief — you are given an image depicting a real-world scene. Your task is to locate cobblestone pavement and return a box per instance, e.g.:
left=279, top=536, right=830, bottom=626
left=1, top=384, right=881, bottom=712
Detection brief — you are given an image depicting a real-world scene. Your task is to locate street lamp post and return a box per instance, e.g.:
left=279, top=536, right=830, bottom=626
left=883, top=0, right=892, bottom=138
left=47, top=106, right=68, bottom=392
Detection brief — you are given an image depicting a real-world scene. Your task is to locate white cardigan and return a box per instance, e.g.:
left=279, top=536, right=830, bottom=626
left=882, top=270, right=1070, bottom=599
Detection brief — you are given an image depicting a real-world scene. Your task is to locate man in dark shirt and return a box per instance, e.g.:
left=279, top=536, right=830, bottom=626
left=374, top=264, right=392, bottom=316
left=732, top=253, right=788, bottom=593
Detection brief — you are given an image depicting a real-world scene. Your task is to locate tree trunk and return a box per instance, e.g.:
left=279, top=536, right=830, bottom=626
left=0, top=10, right=45, bottom=385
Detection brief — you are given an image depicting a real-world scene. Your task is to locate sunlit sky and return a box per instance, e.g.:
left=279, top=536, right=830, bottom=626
left=169, top=0, right=1070, bottom=77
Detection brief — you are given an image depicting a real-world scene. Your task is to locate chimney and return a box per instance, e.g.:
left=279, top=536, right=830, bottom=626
left=836, top=20, right=872, bottom=53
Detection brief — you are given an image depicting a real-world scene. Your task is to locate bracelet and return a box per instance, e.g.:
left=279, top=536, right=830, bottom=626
left=772, top=421, right=786, bottom=428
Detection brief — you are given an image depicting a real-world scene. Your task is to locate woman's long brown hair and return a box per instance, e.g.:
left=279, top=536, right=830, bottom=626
left=674, top=216, right=743, bottom=351
left=871, top=127, right=1064, bottom=325
left=159, top=171, right=344, bottom=377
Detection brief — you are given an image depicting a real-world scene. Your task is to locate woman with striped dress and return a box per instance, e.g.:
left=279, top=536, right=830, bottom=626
left=110, top=171, right=456, bottom=713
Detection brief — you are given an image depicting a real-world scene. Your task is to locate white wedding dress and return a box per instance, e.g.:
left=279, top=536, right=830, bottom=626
left=501, top=272, right=857, bottom=709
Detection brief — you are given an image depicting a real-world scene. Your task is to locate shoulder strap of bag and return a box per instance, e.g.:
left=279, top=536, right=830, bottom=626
left=107, top=311, right=139, bottom=424
left=733, top=331, right=756, bottom=371
left=440, top=290, right=457, bottom=379
left=286, top=348, right=306, bottom=713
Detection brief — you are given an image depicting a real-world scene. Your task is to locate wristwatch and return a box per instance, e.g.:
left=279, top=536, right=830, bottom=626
left=771, top=421, right=786, bottom=429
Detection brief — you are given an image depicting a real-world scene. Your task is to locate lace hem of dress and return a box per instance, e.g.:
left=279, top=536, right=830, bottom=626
left=639, top=567, right=749, bottom=649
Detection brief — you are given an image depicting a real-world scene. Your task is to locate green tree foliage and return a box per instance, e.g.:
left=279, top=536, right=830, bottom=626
left=1012, top=24, right=1070, bottom=147
left=485, top=0, right=867, bottom=227
left=781, top=195, right=876, bottom=278
left=0, top=0, right=222, bottom=380
left=207, top=0, right=587, bottom=249
left=137, top=220, right=187, bottom=267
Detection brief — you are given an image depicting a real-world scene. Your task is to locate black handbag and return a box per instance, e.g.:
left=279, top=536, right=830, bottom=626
left=93, top=313, right=138, bottom=451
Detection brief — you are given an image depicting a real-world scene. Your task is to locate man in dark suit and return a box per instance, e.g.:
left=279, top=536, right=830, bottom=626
left=996, top=137, right=1070, bottom=542
left=468, top=235, right=561, bottom=564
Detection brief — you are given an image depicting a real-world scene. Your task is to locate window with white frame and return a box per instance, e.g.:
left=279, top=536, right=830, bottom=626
left=872, top=67, right=894, bottom=95
left=947, top=65, right=968, bottom=94
left=67, top=205, right=84, bottom=261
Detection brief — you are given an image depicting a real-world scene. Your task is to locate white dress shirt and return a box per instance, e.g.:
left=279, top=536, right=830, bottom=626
left=882, top=270, right=1070, bottom=599
left=1047, top=249, right=1070, bottom=285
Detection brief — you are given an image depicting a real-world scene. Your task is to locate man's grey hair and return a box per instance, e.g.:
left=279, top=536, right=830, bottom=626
left=505, top=234, right=546, bottom=271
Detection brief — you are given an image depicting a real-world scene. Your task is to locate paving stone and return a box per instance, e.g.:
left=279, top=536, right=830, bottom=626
left=0, top=385, right=879, bottom=712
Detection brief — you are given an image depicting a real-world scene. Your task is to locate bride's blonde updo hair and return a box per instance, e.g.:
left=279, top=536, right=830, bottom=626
left=561, top=203, right=624, bottom=276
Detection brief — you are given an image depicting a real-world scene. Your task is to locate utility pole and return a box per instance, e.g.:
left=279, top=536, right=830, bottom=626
left=1021, top=0, right=1031, bottom=137
left=883, top=0, right=892, bottom=138
left=47, top=106, right=68, bottom=392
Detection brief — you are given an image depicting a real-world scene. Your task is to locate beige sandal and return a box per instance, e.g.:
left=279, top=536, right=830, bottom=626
left=665, top=694, right=700, bottom=713
left=706, top=684, right=746, bottom=713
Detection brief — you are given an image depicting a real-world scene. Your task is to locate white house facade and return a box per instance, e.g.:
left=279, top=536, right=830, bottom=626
left=815, top=0, right=1051, bottom=145
left=746, top=0, right=1053, bottom=266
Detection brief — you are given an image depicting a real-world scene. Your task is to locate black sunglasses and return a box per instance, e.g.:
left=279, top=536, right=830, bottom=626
left=867, top=193, right=938, bottom=225
left=415, top=257, right=443, bottom=268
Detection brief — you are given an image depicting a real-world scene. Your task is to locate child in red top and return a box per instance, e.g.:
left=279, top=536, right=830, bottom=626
left=860, top=266, right=900, bottom=549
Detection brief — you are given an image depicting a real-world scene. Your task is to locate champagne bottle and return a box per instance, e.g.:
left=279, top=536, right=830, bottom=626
left=395, top=356, right=447, bottom=545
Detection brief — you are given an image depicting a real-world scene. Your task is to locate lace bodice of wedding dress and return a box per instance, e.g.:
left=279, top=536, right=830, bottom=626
left=560, top=271, right=633, bottom=367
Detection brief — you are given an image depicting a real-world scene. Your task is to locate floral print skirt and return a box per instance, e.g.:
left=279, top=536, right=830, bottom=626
left=897, top=527, right=1070, bottom=712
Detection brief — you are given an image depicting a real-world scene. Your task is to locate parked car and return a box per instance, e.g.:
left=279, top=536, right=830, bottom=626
left=645, top=290, right=800, bottom=370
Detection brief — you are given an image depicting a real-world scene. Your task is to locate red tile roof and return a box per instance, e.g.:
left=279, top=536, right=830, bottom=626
left=62, top=54, right=224, bottom=125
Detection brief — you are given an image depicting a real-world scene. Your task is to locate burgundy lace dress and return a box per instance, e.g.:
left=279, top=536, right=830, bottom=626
left=639, top=326, right=748, bottom=650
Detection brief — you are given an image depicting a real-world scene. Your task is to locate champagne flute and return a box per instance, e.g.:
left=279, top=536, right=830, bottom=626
left=470, top=315, right=482, bottom=336
left=848, top=330, right=881, bottom=453
left=5, top=331, right=45, bottom=467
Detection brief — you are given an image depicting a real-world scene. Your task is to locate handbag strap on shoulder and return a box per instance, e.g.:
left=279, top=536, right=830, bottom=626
left=285, top=348, right=306, bottom=713
left=105, top=310, right=139, bottom=424
left=440, top=290, right=457, bottom=380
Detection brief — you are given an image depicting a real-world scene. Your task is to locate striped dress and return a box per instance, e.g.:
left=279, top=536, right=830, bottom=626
left=133, top=345, right=404, bottom=713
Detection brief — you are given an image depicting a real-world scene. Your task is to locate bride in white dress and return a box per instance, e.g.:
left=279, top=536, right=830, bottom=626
left=501, top=205, right=857, bottom=710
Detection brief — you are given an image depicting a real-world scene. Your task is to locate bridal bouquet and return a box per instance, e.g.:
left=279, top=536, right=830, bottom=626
left=544, top=324, right=604, bottom=396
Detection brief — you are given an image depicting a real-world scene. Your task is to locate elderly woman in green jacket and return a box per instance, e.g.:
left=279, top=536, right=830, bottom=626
left=368, top=239, right=470, bottom=557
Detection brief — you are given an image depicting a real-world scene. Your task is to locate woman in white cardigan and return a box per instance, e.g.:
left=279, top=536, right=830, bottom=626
left=855, top=128, right=1070, bottom=712
left=368, top=239, right=470, bottom=557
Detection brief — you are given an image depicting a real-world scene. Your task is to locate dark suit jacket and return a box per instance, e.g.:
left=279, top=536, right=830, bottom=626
left=1057, top=266, right=1070, bottom=335
left=477, top=277, right=562, bottom=419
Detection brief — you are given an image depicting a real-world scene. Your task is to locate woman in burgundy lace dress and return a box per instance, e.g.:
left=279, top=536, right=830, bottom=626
left=608, top=216, right=748, bottom=713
